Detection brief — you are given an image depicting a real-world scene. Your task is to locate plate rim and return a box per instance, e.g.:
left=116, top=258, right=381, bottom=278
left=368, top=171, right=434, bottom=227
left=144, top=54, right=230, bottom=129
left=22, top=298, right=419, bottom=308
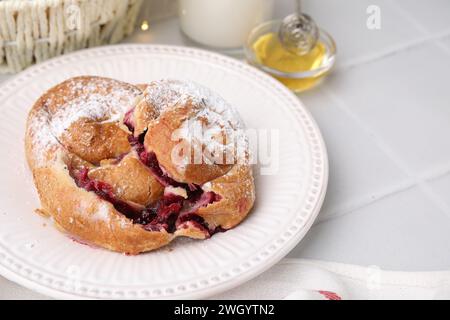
left=0, top=44, right=328, bottom=299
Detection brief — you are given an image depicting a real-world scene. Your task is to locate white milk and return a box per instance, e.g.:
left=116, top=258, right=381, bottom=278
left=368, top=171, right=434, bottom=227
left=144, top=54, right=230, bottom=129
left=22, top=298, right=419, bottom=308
left=179, top=0, right=275, bottom=48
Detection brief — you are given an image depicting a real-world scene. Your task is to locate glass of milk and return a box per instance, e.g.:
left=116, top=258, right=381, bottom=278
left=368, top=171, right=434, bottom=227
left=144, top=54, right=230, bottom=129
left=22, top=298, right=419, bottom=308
left=179, top=0, right=275, bottom=49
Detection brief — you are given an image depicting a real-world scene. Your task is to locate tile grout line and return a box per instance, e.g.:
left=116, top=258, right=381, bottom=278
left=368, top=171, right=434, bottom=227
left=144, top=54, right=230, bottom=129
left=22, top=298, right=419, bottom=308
left=336, top=30, right=450, bottom=71
left=385, top=0, right=450, bottom=214
left=313, top=1, right=450, bottom=225
left=337, top=36, right=425, bottom=71
left=386, top=0, right=450, bottom=55
left=419, top=164, right=450, bottom=183
left=322, top=87, right=412, bottom=177
left=337, top=0, right=450, bottom=72
left=386, top=0, right=430, bottom=36
left=337, top=29, right=450, bottom=72
left=314, top=179, right=417, bottom=226
left=435, top=39, right=450, bottom=55
left=315, top=161, right=450, bottom=226
left=315, top=87, right=450, bottom=224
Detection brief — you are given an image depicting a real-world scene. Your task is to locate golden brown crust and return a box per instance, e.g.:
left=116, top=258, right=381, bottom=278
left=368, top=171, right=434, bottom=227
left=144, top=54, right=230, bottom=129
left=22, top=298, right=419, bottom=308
left=25, top=76, right=140, bottom=170
left=132, top=94, right=159, bottom=137
left=33, top=156, right=172, bottom=255
left=26, top=77, right=255, bottom=254
left=135, top=80, right=242, bottom=185
left=60, top=120, right=131, bottom=165
left=143, top=101, right=232, bottom=185
left=197, top=165, right=255, bottom=229
left=88, top=152, right=163, bottom=206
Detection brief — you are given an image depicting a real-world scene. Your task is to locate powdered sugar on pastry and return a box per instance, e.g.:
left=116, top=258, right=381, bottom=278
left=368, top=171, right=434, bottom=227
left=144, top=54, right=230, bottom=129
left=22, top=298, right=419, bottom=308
left=92, top=202, right=111, bottom=222
left=27, top=77, right=140, bottom=167
left=50, top=79, right=139, bottom=137
left=27, top=108, right=59, bottom=166
left=143, top=79, right=244, bottom=129
left=143, top=80, right=249, bottom=166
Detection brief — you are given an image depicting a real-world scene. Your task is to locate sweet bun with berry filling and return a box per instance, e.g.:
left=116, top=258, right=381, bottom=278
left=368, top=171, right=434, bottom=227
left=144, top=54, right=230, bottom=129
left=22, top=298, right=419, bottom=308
left=128, top=80, right=255, bottom=231
left=26, top=76, right=255, bottom=254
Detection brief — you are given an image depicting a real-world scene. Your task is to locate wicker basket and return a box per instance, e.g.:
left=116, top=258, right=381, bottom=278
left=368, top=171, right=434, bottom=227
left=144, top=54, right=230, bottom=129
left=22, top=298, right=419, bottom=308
left=0, top=0, right=143, bottom=73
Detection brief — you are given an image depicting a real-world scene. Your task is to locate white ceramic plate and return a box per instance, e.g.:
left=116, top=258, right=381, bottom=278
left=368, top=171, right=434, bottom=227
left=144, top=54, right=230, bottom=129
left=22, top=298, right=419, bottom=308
left=0, top=45, right=327, bottom=299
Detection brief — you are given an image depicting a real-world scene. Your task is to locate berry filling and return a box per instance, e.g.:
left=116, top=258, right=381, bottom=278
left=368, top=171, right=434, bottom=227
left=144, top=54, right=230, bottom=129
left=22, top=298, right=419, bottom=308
left=72, top=167, right=221, bottom=235
left=70, top=112, right=224, bottom=236
left=123, top=108, right=135, bottom=132
left=73, top=168, right=143, bottom=221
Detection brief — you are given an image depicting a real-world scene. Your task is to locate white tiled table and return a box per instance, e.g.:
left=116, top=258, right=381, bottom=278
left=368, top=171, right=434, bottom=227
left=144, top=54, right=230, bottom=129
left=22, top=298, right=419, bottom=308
left=1, top=0, right=450, bottom=299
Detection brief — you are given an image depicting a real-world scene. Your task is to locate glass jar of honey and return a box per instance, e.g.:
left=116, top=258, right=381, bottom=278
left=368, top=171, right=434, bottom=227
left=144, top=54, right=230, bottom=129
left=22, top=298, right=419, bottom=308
left=244, top=20, right=336, bottom=93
